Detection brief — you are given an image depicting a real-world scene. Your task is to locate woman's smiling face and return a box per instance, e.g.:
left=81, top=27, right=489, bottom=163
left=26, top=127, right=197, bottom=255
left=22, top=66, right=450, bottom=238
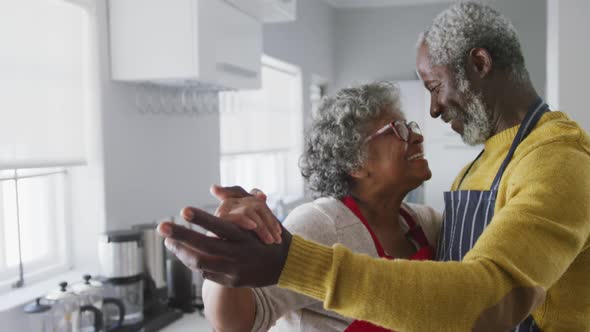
left=357, top=110, right=432, bottom=194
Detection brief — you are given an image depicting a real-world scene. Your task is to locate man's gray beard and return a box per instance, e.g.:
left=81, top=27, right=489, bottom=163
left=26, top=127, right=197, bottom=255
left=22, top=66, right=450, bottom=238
left=449, top=81, right=494, bottom=146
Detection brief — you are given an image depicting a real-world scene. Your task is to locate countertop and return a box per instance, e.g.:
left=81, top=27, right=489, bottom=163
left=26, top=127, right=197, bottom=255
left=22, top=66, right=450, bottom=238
left=160, top=311, right=212, bottom=332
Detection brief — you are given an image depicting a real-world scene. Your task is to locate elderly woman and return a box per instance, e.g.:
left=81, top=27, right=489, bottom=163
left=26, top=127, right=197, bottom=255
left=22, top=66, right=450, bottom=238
left=202, top=82, right=441, bottom=332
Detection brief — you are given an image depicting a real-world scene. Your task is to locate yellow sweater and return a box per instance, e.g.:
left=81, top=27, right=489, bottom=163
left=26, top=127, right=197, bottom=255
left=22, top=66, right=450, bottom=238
left=278, top=112, right=590, bottom=331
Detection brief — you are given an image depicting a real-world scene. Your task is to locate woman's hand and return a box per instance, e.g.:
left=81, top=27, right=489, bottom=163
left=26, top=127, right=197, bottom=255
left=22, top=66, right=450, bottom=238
left=210, top=185, right=283, bottom=244
left=157, top=208, right=292, bottom=288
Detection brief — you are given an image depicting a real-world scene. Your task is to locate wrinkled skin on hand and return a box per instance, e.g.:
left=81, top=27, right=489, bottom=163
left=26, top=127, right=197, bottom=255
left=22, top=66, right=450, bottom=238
left=210, top=185, right=283, bottom=244
left=157, top=207, right=292, bottom=288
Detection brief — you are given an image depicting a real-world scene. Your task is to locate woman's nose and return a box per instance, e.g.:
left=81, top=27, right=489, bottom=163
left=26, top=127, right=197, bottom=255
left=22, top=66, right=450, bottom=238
left=408, top=130, right=424, bottom=144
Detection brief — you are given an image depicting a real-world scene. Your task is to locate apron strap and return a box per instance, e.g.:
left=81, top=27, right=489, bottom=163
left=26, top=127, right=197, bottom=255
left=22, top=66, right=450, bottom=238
left=341, top=196, right=431, bottom=258
left=490, top=99, right=549, bottom=191
left=457, top=149, right=485, bottom=190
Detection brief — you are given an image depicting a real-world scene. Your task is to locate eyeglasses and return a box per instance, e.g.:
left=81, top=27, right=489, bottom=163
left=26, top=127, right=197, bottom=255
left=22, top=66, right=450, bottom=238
left=364, top=120, right=422, bottom=143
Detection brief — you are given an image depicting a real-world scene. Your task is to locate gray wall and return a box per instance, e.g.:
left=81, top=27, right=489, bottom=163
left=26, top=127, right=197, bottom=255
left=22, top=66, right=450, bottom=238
left=263, top=0, right=335, bottom=127
left=548, top=0, right=590, bottom=131
left=334, top=0, right=547, bottom=98
left=334, top=3, right=447, bottom=87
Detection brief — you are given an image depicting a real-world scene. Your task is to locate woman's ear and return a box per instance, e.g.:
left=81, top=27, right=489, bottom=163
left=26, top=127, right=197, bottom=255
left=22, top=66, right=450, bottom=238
left=350, top=167, right=368, bottom=179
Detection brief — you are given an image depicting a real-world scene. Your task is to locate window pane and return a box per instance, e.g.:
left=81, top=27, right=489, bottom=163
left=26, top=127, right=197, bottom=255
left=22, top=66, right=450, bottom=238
left=220, top=152, right=287, bottom=198
left=220, top=65, right=297, bottom=154
left=219, top=57, right=303, bottom=199
left=0, top=170, right=66, bottom=285
left=1, top=180, right=18, bottom=267
left=17, top=174, right=60, bottom=265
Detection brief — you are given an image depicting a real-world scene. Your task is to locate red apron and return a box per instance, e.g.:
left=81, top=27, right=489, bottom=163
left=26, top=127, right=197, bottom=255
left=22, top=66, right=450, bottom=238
left=341, top=196, right=434, bottom=332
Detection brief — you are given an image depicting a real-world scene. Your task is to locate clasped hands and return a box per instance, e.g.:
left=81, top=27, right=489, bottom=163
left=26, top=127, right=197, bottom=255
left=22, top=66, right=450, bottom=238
left=157, top=185, right=290, bottom=288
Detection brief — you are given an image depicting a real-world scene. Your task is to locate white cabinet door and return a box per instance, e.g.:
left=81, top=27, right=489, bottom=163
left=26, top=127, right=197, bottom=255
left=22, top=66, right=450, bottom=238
left=223, top=0, right=264, bottom=20
left=263, top=0, right=296, bottom=22
left=223, top=0, right=296, bottom=22
left=109, top=0, right=196, bottom=81
left=207, top=0, right=262, bottom=89
left=108, top=0, right=261, bottom=89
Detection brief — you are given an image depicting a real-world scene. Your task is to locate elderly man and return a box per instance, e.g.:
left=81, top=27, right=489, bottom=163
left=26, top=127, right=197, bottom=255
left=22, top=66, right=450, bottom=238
left=158, top=2, right=590, bottom=331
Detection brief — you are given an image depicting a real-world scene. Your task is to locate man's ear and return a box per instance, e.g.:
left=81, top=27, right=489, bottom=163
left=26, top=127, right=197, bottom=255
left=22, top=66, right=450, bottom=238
left=467, top=47, right=493, bottom=79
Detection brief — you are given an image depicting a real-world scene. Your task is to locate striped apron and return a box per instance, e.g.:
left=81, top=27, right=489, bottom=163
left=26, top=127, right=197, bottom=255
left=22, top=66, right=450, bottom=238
left=436, top=98, right=549, bottom=331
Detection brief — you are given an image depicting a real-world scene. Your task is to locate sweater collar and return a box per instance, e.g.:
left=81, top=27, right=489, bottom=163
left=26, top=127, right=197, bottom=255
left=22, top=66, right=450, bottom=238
left=483, top=111, right=566, bottom=151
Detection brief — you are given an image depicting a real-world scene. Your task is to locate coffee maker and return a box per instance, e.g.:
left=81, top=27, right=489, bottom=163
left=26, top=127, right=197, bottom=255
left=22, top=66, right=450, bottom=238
left=98, top=230, right=144, bottom=326
left=98, top=226, right=184, bottom=332
left=132, top=223, right=168, bottom=314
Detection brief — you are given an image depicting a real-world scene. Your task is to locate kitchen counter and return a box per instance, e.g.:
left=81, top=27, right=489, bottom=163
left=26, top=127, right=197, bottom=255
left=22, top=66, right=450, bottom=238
left=160, top=311, right=211, bottom=332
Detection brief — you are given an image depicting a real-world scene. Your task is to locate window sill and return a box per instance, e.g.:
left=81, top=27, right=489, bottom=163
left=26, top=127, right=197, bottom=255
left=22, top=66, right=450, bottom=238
left=0, top=268, right=94, bottom=312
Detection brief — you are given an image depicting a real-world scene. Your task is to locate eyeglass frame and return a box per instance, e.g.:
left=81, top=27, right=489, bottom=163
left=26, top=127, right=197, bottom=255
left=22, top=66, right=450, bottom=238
left=364, top=120, right=422, bottom=143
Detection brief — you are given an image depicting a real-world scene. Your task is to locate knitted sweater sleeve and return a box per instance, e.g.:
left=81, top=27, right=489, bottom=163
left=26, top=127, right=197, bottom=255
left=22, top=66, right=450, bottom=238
left=249, top=202, right=338, bottom=331
left=277, top=139, right=590, bottom=331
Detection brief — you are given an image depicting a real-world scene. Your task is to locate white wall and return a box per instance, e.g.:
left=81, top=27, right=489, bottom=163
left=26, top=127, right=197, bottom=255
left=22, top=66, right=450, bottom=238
left=98, top=1, right=221, bottom=231
left=333, top=0, right=547, bottom=98
left=547, top=0, right=590, bottom=131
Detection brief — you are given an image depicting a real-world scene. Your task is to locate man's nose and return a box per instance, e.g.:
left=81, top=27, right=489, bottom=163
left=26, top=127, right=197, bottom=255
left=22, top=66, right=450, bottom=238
left=430, top=103, right=441, bottom=118
left=429, top=95, right=442, bottom=118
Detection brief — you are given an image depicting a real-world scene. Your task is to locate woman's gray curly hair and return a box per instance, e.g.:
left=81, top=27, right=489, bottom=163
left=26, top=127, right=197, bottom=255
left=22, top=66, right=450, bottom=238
left=299, top=82, right=401, bottom=199
left=419, top=1, right=530, bottom=87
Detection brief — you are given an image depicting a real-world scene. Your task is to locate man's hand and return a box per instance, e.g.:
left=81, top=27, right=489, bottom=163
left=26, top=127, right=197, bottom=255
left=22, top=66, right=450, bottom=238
left=157, top=207, right=292, bottom=288
left=210, top=185, right=282, bottom=244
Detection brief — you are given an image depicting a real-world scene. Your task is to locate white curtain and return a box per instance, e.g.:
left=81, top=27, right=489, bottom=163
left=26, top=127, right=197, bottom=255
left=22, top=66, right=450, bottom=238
left=0, top=0, right=90, bottom=169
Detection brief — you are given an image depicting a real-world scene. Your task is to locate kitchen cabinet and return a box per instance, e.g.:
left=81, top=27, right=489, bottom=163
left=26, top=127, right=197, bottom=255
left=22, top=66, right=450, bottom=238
left=224, top=0, right=297, bottom=22
left=108, top=0, right=262, bottom=89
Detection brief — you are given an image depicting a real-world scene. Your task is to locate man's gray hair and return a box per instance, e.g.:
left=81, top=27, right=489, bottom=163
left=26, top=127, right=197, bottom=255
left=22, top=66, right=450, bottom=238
left=419, top=1, right=530, bottom=85
left=300, top=82, right=401, bottom=199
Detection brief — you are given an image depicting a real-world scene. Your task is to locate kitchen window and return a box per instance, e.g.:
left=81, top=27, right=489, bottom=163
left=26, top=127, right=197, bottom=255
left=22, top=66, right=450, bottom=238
left=219, top=56, right=304, bottom=205
left=0, top=169, right=68, bottom=292
left=0, top=0, right=93, bottom=292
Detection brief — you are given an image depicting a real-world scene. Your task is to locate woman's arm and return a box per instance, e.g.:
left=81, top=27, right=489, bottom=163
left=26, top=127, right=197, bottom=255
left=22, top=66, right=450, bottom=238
left=202, top=281, right=256, bottom=332
left=201, top=201, right=339, bottom=332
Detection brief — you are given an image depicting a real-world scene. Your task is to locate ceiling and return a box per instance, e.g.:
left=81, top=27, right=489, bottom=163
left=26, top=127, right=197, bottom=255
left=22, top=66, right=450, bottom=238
left=323, top=0, right=454, bottom=8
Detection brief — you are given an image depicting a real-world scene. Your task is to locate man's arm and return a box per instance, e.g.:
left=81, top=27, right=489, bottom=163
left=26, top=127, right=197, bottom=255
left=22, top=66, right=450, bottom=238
left=276, top=140, right=590, bottom=331
left=159, top=140, right=590, bottom=331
